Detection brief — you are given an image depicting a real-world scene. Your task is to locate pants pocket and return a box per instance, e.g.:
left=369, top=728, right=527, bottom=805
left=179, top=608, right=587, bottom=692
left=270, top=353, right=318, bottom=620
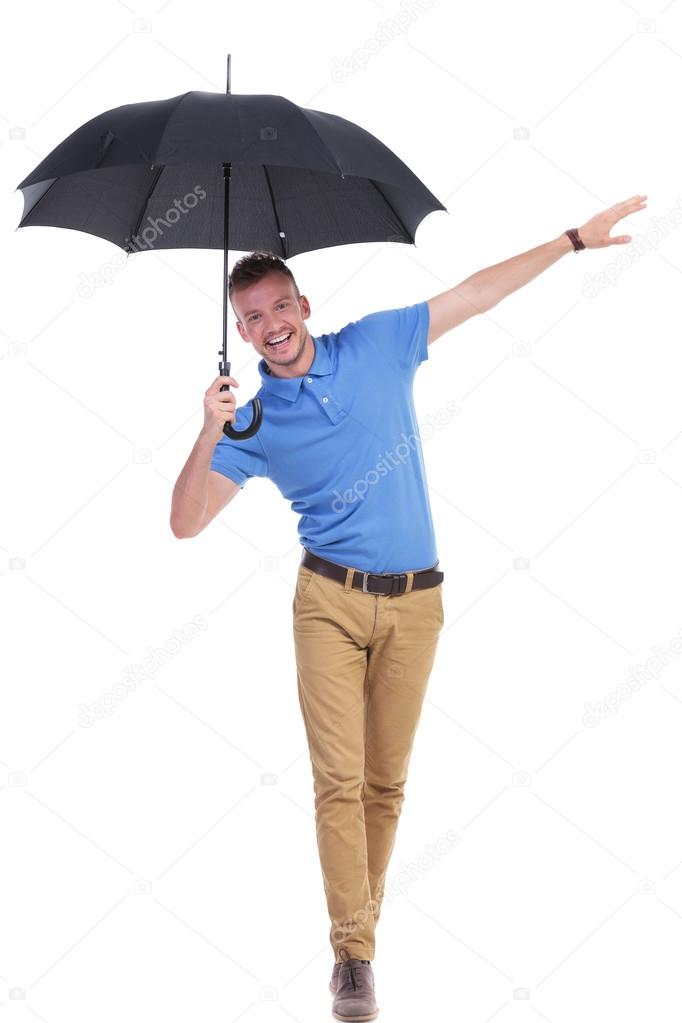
left=293, top=566, right=318, bottom=614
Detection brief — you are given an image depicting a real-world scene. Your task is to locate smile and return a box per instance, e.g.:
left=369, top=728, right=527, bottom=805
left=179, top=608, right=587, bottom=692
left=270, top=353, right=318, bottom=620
left=266, top=332, right=293, bottom=349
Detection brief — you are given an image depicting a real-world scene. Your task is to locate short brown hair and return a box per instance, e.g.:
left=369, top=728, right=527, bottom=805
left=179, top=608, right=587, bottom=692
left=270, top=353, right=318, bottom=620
left=228, top=251, right=300, bottom=317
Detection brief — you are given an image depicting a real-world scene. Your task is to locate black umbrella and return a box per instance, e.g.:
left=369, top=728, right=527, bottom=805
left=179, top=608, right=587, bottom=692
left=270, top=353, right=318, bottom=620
left=16, top=54, right=446, bottom=439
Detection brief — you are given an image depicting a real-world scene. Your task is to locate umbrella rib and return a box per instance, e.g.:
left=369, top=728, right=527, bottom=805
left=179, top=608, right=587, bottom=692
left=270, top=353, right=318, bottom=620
left=262, top=165, right=286, bottom=258
left=19, top=177, right=59, bottom=225
left=19, top=120, right=116, bottom=224
left=369, top=179, right=413, bottom=245
left=128, top=165, right=165, bottom=251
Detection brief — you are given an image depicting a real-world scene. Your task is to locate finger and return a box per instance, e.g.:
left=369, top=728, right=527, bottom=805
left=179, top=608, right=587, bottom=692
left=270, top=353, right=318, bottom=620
left=208, top=375, right=240, bottom=392
left=615, top=194, right=647, bottom=207
left=213, top=408, right=236, bottom=422
left=612, top=234, right=632, bottom=244
left=613, top=195, right=647, bottom=217
left=607, top=198, right=647, bottom=226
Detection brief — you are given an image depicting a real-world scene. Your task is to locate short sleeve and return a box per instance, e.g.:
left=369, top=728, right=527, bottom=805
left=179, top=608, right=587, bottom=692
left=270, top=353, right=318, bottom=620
left=209, top=406, right=269, bottom=489
left=354, top=301, right=430, bottom=373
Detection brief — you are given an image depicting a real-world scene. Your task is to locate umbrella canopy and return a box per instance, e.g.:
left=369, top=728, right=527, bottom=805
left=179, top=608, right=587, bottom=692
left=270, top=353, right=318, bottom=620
left=16, top=90, right=446, bottom=256
left=16, top=61, right=447, bottom=439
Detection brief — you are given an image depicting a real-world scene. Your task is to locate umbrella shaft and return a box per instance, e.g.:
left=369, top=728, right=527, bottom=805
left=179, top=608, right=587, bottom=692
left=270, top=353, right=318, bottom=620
left=222, top=162, right=231, bottom=362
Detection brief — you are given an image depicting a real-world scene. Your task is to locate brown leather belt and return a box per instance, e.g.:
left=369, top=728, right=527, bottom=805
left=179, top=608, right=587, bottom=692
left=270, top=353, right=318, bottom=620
left=301, top=547, right=444, bottom=595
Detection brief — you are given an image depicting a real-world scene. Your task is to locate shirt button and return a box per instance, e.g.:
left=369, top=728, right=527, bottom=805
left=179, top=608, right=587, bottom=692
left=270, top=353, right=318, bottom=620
left=322, top=396, right=329, bottom=403
left=306, top=377, right=312, bottom=383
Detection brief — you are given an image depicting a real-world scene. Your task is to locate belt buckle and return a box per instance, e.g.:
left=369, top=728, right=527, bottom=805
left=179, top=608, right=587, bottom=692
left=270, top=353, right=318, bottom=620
left=361, top=571, right=406, bottom=594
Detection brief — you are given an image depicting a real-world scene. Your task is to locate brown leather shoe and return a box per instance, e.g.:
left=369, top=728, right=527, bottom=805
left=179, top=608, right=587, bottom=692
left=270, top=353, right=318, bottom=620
left=329, top=961, right=342, bottom=993
left=331, top=949, right=379, bottom=1021
left=329, top=952, right=370, bottom=993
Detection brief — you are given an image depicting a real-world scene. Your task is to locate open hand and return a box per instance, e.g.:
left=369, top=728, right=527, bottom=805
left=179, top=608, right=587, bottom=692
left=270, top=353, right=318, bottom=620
left=577, top=194, right=648, bottom=249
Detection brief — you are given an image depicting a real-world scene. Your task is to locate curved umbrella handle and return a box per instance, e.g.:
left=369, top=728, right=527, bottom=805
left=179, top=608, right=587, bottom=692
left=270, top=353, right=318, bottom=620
left=220, top=384, right=263, bottom=439
left=218, top=359, right=263, bottom=440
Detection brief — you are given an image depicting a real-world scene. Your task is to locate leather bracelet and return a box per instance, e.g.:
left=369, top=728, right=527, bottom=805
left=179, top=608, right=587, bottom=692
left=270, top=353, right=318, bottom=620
left=565, top=227, right=586, bottom=252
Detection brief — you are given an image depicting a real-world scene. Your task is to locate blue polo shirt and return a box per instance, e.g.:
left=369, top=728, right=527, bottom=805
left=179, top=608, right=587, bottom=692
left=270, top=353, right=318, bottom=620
left=210, top=301, right=438, bottom=574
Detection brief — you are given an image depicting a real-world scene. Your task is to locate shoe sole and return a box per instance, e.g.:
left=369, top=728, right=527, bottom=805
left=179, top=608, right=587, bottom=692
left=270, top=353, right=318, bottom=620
left=331, top=1010, right=379, bottom=1022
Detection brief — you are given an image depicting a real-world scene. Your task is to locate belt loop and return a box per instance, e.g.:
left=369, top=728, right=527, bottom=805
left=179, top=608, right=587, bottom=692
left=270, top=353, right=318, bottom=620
left=344, top=566, right=354, bottom=592
left=404, top=571, right=414, bottom=594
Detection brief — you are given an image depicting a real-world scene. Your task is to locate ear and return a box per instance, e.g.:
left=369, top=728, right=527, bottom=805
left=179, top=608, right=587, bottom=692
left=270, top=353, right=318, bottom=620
left=299, top=295, right=311, bottom=319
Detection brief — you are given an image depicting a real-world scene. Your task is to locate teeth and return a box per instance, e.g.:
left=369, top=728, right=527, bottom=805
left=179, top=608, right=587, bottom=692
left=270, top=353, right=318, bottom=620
left=268, top=333, right=291, bottom=346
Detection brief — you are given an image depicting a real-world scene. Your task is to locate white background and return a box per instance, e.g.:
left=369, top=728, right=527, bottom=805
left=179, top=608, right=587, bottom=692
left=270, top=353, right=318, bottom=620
left=1, top=0, right=681, bottom=1020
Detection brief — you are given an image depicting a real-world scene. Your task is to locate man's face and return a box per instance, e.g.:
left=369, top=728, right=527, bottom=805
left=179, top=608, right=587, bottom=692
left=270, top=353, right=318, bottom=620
left=232, top=273, right=312, bottom=377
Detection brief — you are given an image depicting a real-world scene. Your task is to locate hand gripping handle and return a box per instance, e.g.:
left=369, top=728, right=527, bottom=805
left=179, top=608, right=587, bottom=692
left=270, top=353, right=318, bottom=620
left=218, top=360, right=263, bottom=440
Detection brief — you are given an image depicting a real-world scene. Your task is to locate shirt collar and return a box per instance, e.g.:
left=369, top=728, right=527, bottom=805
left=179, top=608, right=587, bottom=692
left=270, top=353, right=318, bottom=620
left=257, top=335, right=331, bottom=402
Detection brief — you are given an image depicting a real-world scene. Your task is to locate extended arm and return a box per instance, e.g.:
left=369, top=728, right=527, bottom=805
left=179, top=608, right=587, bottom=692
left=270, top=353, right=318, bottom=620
left=426, top=194, right=648, bottom=344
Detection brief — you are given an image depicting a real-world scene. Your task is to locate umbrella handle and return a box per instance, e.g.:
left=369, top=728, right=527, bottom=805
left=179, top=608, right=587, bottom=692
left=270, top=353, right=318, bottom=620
left=218, top=360, right=263, bottom=440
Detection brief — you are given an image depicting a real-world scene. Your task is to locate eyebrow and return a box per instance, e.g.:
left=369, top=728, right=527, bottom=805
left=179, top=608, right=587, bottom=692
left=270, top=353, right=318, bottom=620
left=243, top=296, right=291, bottom=317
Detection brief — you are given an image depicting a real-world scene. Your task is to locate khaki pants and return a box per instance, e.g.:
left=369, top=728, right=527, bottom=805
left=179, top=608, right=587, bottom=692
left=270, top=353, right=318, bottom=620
left=292, top=557, right=444, bottom=963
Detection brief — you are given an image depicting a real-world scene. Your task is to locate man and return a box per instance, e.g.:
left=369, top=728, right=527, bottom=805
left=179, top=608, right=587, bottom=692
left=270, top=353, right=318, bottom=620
left=170, top=194, right=647, bottom=1021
